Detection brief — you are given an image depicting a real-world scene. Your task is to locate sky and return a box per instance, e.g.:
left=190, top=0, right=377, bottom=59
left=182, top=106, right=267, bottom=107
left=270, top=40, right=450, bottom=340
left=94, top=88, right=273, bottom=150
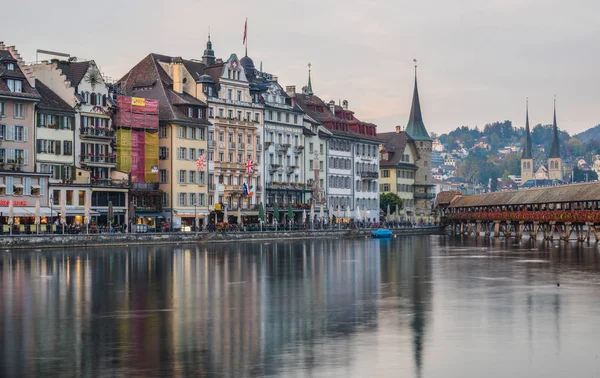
left=3, top=0, right=599, bottom=136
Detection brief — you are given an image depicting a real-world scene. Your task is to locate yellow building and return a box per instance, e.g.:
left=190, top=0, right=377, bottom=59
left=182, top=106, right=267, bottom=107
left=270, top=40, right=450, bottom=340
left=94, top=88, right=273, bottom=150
left=118, top=54, right=211, bottom=230
left=379, top=127, right=419, bottom=218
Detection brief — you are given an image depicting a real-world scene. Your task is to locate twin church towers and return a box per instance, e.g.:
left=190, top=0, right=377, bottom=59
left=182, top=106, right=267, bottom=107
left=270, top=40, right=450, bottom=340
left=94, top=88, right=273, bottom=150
left=520, top=98, right=563, bottom=183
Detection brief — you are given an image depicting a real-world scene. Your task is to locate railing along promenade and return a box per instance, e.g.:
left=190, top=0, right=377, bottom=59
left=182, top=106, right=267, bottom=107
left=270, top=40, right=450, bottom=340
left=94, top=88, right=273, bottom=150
left=443, top=181, right=600, bottom=242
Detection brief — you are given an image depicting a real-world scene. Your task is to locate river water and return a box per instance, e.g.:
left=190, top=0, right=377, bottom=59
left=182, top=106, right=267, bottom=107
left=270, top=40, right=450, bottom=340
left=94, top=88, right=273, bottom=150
left=2, top=236, right=600, bottom=377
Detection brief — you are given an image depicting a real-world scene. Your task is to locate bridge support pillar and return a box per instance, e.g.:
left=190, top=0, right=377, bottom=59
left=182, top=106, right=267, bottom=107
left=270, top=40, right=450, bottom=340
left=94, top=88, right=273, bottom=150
left=530, top=222, right=539, bottom=239
left=561, top=222, right=572, bottom=241
left=549, top=222, right=556, bottom=241
left=484, top=222, right=491, bottom=237
left=517, top=221, right=524, bottom=240
left=494, top=221, right=500, bottom=238
left=476, top=221, right=481, bottom=237
left=460, top=222, right=464, bottom=235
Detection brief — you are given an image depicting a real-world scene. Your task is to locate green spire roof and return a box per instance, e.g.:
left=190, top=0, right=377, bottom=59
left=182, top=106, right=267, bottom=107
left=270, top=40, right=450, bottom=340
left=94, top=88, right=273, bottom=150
left=307, top=62, right=313, bottom=95
left=405, top=62, right=432, bottom=141
left=522, top=98, right=533, bottom=159
left=549, top=97, right=561, bottom=159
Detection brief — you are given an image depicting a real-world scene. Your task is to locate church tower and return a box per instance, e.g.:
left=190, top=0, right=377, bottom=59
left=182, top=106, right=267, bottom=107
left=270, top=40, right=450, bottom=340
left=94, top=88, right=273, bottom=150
left=202, top=34, right=215, bottom=65
left=405, top=60, right=434, bottom=216
left=547, top=97, right=563, bottom=181
left=520, top=98, right=534, bottom=183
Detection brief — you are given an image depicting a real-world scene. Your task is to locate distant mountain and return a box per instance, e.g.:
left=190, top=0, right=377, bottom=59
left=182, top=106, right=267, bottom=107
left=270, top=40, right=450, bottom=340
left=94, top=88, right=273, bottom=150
left=576, top=124, right=600, bottom=142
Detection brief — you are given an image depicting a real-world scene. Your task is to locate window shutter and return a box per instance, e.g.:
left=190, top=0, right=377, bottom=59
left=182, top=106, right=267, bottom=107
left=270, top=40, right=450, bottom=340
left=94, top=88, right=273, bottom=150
left=102, top=95, right=107, bottom=107
left=37, top=139, right=42, bottom=153
left=6, top=177, right=13, bottom=195
left=40, top=178, right=45, bottom=196
left=71, top=166, right=76, bottom=180
left=166, top=147, right=169, bottom=159
left=24, top=177, right=31, bottom=195
left=23, top=126, right=28, bottom=141
left=55, top=141, right=61, bottom=155
left=24, top=150, right=29, bottom=165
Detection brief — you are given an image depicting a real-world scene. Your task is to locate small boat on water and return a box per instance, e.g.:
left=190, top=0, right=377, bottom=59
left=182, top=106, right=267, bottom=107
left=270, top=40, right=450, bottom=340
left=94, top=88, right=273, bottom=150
left=371, top=229, right=392, bottom=238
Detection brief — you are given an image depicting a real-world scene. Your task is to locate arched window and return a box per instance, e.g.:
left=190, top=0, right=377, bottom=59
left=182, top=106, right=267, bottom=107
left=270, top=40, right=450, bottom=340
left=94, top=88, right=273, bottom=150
left=90, top=93, right=97, bottom=105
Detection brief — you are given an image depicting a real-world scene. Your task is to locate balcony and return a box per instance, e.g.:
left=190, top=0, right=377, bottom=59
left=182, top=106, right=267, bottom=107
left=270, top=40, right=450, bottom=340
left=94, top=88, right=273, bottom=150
left=266, top=202, right=312, bottom=210
left=269, top=164, right=282, bottom=173
left=359, top=171, right=379, bottom=179
left=266, top=182, right=309, bottom=191
left=228, top=142, right=236, bottom=149
left=80, top=127, right=115, bottom=139
left=80, top=154, right=116, bottom=165
left=91, top=178, right=130, bottom=188
left=224, top=184, right=243, bottom=192
left=414, top=192, right=436, bottom=199
left=276, top=144, right=288, bottom=152
left=294, top=145, right=304, bottom=154
left=131, top=182, right=160, bottom=191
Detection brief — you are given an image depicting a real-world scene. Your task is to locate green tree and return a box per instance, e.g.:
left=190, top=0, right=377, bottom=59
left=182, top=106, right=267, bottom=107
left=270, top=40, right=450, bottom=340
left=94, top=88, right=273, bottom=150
left=573, top=168, right=598, bottom=182
left=380, top=193, right=403, bottom=213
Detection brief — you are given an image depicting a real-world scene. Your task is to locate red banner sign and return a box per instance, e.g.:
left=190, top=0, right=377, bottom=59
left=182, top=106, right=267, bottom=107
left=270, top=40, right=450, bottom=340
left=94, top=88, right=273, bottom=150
left=0, top=200, right=27, bottom=206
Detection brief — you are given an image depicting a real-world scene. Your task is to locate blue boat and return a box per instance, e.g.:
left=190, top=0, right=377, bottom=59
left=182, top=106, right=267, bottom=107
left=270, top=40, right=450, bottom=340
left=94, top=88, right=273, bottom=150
left=371, top=229, right=392, bottom=238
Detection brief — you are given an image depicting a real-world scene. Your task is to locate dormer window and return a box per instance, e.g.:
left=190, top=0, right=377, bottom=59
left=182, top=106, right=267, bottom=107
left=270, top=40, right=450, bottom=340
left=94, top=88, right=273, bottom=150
left=6, top=79, right=23, bottom=93
left=188, top=107, right=194, bottom=117
left=6, top=63, right=15, bottom=71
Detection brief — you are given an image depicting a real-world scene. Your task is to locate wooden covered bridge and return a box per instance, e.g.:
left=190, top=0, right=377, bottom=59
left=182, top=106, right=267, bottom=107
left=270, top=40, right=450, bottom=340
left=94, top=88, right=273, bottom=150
left=437, top=182, right=600, bottom=242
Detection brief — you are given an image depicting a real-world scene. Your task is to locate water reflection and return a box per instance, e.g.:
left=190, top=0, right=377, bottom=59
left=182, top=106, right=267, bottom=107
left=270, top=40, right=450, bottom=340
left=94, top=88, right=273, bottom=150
left=3, top=237, right=600, bottom=377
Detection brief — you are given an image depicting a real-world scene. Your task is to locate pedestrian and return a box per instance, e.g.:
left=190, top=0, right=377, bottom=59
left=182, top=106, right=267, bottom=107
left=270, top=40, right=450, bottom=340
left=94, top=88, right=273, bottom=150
left=123, top=223, right=128, bottom=233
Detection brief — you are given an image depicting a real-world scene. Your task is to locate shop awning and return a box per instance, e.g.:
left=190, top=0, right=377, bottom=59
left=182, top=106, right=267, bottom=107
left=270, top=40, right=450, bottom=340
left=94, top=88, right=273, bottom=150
left=0, top=207, right=57, bottom=216
left=13, top=184, right=23, bottom=189
left=135, top=212, right=163, bottom=217
left=66, top=209, right=100, bottom=216
left=240, top=211, right=259, bottom=216
left=173, top=209, right=209, bottom=217
left=31, top=184, right=41, bottom=189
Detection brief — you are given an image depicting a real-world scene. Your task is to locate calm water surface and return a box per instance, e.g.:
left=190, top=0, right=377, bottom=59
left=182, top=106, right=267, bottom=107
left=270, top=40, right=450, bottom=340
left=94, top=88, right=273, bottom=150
left=2, top=236, right=600, bottom=377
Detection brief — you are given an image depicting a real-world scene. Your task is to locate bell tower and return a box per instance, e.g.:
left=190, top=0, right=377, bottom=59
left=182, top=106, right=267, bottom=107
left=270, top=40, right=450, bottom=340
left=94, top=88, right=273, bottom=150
left=547, top=97, right=563, bottom=181
left=520, top=98, right=534, bottom=183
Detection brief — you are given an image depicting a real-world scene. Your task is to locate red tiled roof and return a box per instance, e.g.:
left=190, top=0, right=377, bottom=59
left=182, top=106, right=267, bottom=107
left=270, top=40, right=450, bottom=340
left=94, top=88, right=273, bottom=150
left=56, top=61, right=92, bottom=87
left=0, top=50, right=40, bottom=100
left=36, top=79, right=75, bottom=113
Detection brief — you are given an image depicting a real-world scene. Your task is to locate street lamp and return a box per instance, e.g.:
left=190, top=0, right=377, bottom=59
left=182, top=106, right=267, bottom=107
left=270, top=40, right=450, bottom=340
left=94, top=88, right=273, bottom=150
left=49, top=194, right=53, bottom=232
left=194, top=199, right=198, bottom=234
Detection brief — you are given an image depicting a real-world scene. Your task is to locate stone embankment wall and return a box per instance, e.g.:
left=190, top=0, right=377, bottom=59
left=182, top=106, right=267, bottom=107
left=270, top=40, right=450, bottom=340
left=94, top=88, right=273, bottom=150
left=0, top=227, right=446, bottom=250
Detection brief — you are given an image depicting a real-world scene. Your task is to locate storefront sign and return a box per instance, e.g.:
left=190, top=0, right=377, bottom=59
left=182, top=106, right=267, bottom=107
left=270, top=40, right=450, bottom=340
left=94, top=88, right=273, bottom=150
left=131, top=97, right=146, bottom=107
left=0, top=200, right=26, bottom=206
left=94, top=207, right=126, bottom=214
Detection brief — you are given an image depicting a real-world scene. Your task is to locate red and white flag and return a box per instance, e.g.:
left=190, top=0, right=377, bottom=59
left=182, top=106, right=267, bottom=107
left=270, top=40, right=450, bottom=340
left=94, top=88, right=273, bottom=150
left=245, top=157, right=254, bottom=175
left=243, top=18, right=247, bottom=45
left=196, top=153, right=207, bottom=171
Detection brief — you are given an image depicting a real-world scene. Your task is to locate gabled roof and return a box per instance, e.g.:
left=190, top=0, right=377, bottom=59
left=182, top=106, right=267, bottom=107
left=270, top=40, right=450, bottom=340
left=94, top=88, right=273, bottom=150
left=436, top=190, right=462, bottom=206
left=56, top=61, right=92, bottom=88
left=379, top=131, right=418, bottom=167
left=117, top=53, right=210, bottom=126
left=36, top=79, right=75, bottom=113
left=0, top=50, right=40, bottom=100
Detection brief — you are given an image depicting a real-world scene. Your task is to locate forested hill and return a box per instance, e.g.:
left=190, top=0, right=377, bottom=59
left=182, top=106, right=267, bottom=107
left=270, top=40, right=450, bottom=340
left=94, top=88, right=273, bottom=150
left=576, top=124, right=600, bottom=142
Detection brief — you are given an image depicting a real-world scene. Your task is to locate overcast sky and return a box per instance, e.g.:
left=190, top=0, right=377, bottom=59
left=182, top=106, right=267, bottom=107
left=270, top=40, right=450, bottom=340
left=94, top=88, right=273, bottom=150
left=4, top=0, right=599, bottom=136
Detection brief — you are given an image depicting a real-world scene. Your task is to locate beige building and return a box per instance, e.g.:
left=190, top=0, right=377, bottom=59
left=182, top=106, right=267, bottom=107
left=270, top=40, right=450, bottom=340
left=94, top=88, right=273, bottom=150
left=379, top=127, right=418, bottom=217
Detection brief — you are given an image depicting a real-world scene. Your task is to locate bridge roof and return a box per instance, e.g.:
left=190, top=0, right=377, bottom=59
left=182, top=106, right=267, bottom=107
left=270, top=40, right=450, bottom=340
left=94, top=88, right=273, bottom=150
left=449, top=182, right=600, bottom=208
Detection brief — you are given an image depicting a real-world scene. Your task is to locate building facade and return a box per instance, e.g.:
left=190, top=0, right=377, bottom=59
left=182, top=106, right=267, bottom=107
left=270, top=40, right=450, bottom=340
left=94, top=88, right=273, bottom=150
left=379, top=127, right=419, bottom=217
left=118, top=53, right=211, bottom=230
left=0, top=42, right=52, bottom=224
left=31, top=58, right=129, bottom=225
left=403, top=67, right=434, bottom=217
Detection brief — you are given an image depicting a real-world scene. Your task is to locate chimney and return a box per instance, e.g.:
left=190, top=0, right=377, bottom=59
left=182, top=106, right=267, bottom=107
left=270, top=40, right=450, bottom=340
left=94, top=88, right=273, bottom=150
left=172, top=57, right=183, bottom=93
left=342, top=100, right=348, bottom=110
left=286, top=85, right=296, bottom=95
left=328, top=100, right=335, bottom=114
left=395, top=125, right=402, bottom=133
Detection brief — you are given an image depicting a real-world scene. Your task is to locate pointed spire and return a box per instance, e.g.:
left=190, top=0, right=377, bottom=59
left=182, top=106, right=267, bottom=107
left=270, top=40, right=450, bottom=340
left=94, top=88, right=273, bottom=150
left=405, top=59, right=432, bottom=141
left=307, top=63, right=313, bottom=95
left=202, top=32, right=215, bottom=65
left=549, top=95, right=561, bottom=158
left=522, top=97, right=533, bottom=159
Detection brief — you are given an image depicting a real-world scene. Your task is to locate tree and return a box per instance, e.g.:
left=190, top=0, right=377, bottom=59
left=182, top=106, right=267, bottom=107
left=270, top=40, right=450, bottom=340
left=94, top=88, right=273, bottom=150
left=573, top=168, right=598, bottom=183
left=490, top=171, right=498, bottom=192
left=380, top=193, right=403, bottom=213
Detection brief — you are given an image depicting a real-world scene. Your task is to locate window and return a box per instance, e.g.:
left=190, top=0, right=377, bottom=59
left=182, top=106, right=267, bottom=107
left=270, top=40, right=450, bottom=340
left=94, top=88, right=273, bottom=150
left=294, top=115, right=298, bottom=124
left=179, top=170, right=186, bottom=184
left=237, top=110, right=242, bottom=120
left=64, top=141, right=72, bottom=155
left=218, top=152, right=224, bottom=161
left=218, top=108, right=224, bottom=118
left=0, top=102, right=5, bottom=116
left=189, top=171, right=196, bottom=184
left=14, top=103, right=24, bottom=118
left=159, top=126, right=168, bottom=138
left=382, top=170, right=390, bottom=178
left=245, top=111, right=251, bottom=121
left=6, top=79, right=23, bottom=93
left=6, top=63, right=15, bottom=71
left=382, top=184, right=390, bottom=192
left=178, top=126, right=186, bottom=138
left=309, top=160, right=314, bottom=170
left=188, top=148, right=196, bottom=160
left=66, top=190, right=74, bottom=206
left=190, top=193, right=196, bottom=206
left=178, top=147, right=186, bottom=160
left=162, top=192, right=169, bottom=207
left=198, top=128, right=205, bottom=140
left=320, top=144, right=324, bottom=154
left=228, top=110, right=233, bottom=119
left=319, top=161, right=323, bottom=170
left=309, top=143, right=314, bottom=154
left=188, top=127, right=195, bottom=139
left=237, top=90, right=242, bottom=101
left=209, top=107, right=214, bottom=117
left=159, top=147, right=169, bottom=160
left=254, top=113, right=259, bottom=122
left=159, top=169, right=168, bottom=184
left=179, top=193, right=187, bottom=206
left=227, top=89, right=233, bottom=100
left=14, top=125, right=24, bottom=141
